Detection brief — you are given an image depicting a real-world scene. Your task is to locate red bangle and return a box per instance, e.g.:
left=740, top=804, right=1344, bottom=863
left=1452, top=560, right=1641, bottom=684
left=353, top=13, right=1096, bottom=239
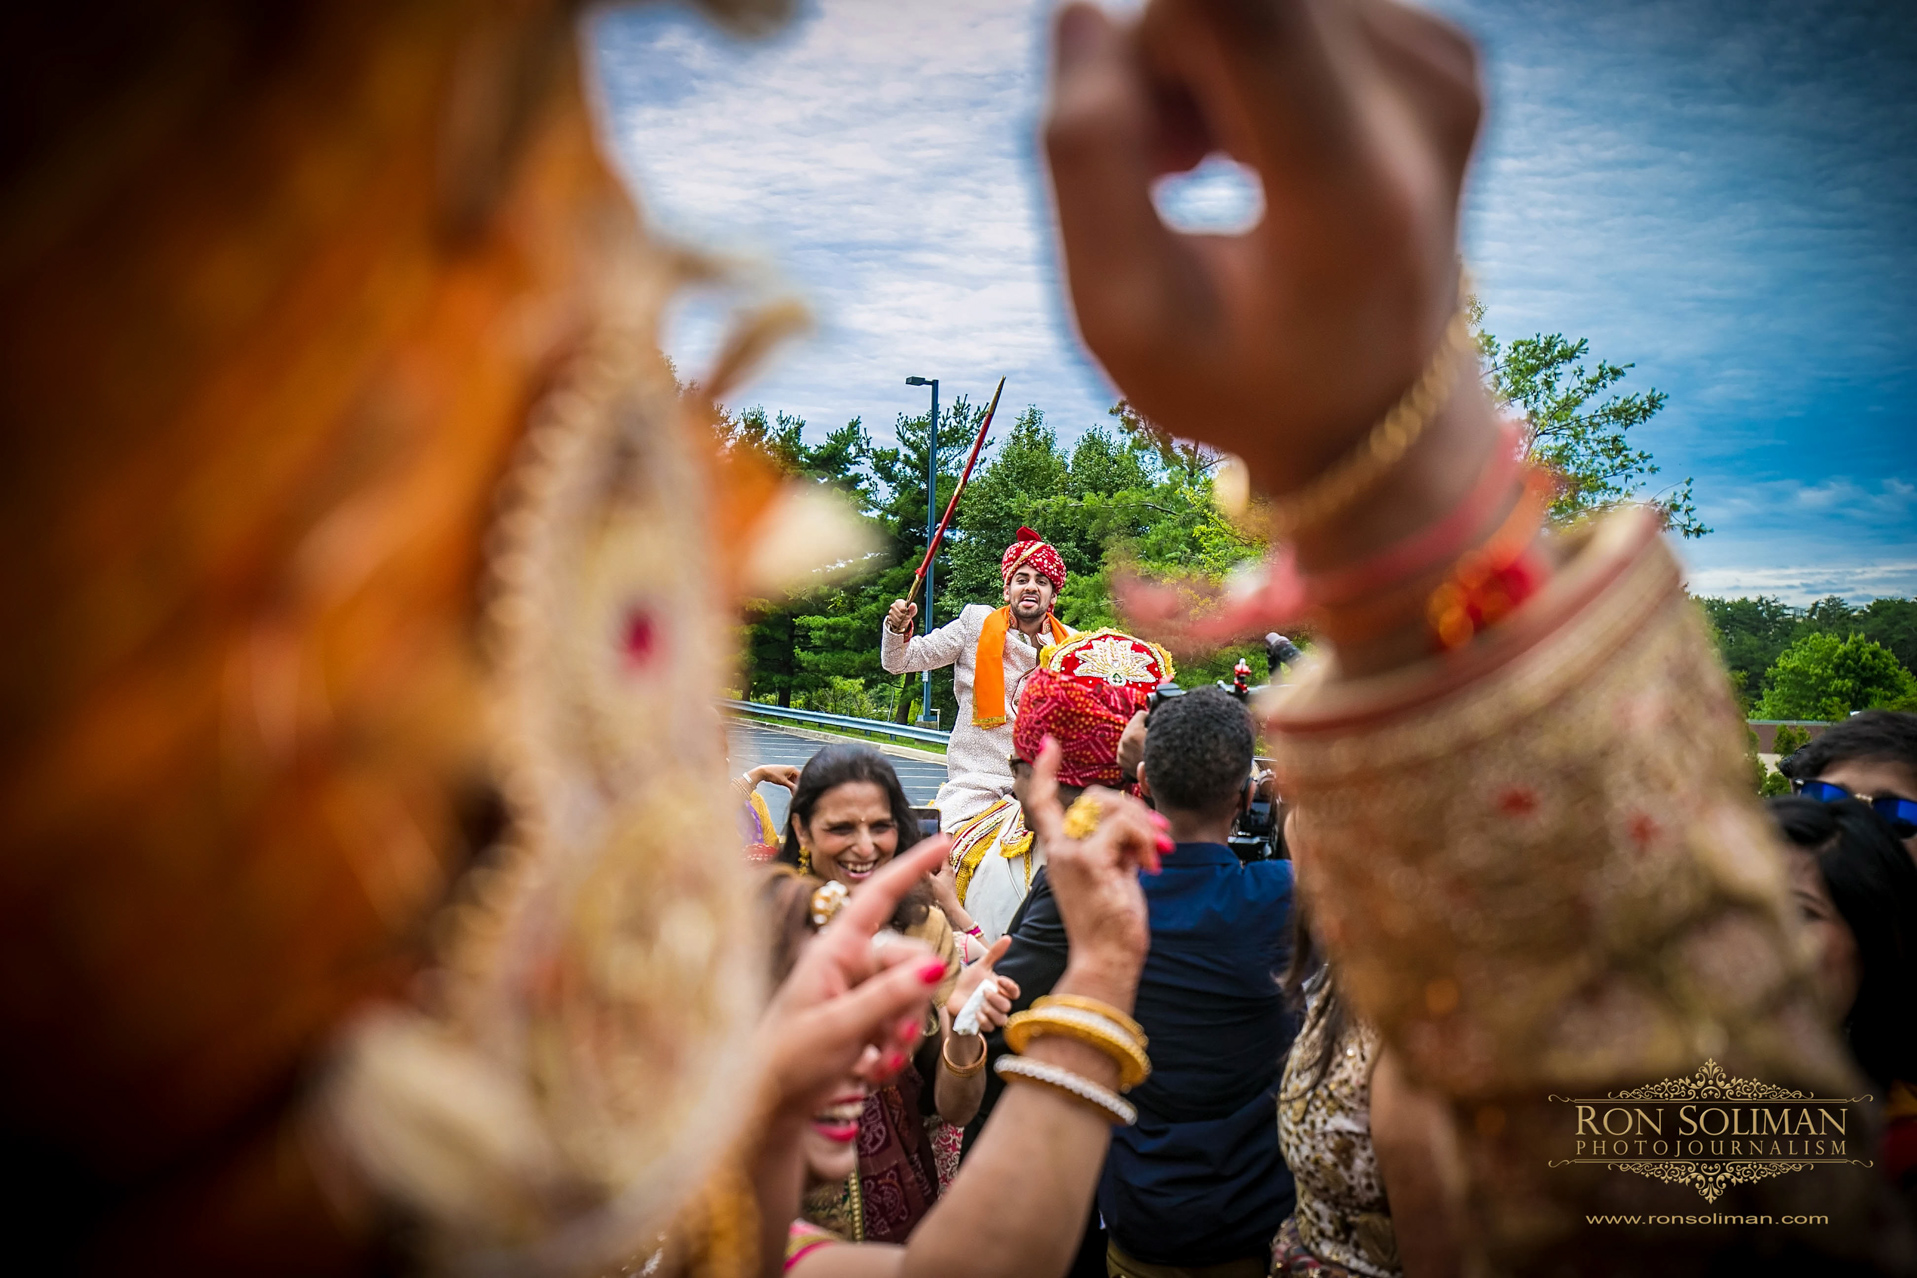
left=1303, top=422, right=1524, bottom=608
left=1317, top=466, right=1553, bottom=650
left=1425, top=471, right=1554, bottom=650
left=1105, top=423, right=1541, bottom=653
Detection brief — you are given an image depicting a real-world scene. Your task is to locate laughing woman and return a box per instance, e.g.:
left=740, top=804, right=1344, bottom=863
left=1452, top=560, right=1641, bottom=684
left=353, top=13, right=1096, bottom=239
left=775, top=745, right=1001, bottom=1239
left=762, top=869, right=1011, bottom=1254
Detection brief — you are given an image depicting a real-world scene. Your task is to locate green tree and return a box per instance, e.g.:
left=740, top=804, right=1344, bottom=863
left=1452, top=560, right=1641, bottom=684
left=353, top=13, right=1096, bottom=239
left=866, top=396, right=979, bottom=584
left=1473, top=302, right=1706, bottom=538
left=1858, top=597, right=1917, bottom=672
left=1699, top=595, right=1801, bottom=704
left=865, top=397, right=986, bottom=722
left=717, top=406, right=901, bottom=709
left=1803, top=595, right=1856, bottom=633
left=1755, top=632, right=1917, bottom=721
left=941, top=406, right=1074, bottom=605
left=1770, top=723, right=1812, bottom=756
left=1699, top=593, right=1917, bottom=709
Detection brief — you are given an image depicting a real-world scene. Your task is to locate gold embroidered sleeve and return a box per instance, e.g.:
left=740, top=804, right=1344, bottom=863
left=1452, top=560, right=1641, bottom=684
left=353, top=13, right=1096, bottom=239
left=1266, top=510, right=1888, bottom=1266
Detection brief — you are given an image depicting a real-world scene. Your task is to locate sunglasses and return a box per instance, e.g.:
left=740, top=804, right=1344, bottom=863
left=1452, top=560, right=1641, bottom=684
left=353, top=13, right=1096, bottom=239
left=1793, top=778, right=1917, bottom=839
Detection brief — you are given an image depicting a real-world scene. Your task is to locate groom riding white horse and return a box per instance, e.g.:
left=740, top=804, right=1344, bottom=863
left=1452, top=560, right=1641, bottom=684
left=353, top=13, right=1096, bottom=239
left=880, top=527, right=1072, bottom=831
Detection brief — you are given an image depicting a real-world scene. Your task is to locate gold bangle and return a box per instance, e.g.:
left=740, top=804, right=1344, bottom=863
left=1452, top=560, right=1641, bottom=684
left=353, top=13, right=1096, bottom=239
left=1265, top=304, right=1474, bottom=539
left=941, top=1033, right=987, bottom=1078
left=1004, top=1007, right=1152, bottom=1091
left=1033, top=994, right=1147, bottom=1046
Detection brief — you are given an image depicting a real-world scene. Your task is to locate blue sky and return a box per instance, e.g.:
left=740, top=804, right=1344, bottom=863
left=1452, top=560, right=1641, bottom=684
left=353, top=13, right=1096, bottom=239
left=590, top=0, right=1915, bottom=604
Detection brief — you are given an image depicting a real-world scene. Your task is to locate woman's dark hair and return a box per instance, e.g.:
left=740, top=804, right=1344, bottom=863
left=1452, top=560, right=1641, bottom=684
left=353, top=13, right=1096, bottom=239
left=776, top=744, right=930, bottom=929
left=1768, top=795, right=1917, bottom=1091
left=1280, top=893, right=1348, bottom=1092
left=760, top=867, right=831, bottom=985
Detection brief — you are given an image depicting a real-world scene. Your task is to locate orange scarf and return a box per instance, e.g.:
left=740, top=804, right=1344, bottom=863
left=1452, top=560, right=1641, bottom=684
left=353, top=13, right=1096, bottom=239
left=972, top=607, right=1070, bottom=729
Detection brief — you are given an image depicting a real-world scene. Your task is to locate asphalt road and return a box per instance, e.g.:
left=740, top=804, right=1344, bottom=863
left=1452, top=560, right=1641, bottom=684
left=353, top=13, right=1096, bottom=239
left=727, top=722, right=947, bottom=830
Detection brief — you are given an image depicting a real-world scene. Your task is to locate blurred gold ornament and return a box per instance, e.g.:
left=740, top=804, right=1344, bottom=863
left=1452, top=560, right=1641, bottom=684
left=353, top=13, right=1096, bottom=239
left=809, top=880, right=850, bottom=928
left=1062, top=795, right=1104, bottom=840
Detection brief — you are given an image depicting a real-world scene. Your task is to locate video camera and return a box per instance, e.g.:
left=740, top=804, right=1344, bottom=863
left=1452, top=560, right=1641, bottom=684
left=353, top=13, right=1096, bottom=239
left=1228, top=782, right=1283, bottom=864
left=1144, top=634, right=1300, bottom=719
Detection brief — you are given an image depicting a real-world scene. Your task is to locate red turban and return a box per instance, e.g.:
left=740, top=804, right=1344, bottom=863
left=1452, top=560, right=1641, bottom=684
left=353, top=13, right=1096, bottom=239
left=1011, top=629, right=1175, bottom=788
left=1001, top=526, right=1066, bottom=592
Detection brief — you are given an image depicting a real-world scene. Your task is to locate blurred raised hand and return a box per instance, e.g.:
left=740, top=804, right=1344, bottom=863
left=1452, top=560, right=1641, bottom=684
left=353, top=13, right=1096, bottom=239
left=758, top=839, right=952, bottom=1116
left=1023, top=738, right=1163, bottom=991
left=1044, top=0, right=1489, bottom=543
left=745, top=763, right=801, bottom=793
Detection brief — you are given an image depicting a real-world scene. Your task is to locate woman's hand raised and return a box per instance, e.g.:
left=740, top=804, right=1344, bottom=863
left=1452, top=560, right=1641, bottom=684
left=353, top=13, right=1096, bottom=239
left=1023, top=738, right=1163, bottom=1000
left=1044, top=0, right=1493, bottom=569
left=758, top=839, right=952, bottom=1120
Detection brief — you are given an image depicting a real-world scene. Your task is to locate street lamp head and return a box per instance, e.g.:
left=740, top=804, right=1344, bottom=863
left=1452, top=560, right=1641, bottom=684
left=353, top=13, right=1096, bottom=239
left=905, top=376, right=930, bottom=386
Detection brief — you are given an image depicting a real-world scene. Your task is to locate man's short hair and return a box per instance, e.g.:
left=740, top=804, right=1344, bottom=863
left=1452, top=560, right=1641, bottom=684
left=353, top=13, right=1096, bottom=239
left=1779, top=710, right=1917, bottom=781
left=1142, top=686, right=1253, bottom=816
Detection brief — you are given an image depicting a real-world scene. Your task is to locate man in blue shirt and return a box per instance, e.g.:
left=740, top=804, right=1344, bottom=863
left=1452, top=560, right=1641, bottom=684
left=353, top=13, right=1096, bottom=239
left=968, top=686, right=1297, bottom=1277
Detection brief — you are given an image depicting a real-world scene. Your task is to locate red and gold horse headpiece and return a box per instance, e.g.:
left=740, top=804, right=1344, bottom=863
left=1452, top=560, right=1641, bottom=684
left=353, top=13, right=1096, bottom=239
left=1012, top=629, right=1175, bottom=788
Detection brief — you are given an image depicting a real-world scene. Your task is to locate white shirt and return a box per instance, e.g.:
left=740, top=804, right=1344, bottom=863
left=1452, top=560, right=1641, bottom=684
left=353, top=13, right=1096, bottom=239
left=880, top=603, right=1064, bottom=829
left=945, top=796, right=1042, bottom=942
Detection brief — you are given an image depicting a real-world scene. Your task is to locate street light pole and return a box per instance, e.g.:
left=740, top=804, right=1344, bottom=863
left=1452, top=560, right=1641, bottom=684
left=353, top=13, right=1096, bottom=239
left=905, top=375, right=938, bottom=725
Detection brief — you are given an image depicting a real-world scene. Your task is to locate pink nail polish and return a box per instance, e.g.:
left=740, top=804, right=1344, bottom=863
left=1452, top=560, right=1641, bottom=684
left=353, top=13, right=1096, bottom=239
left=1155, top=833, right=1174, bottom=854
left=919, top=959, right=948, bottom=983
left=884, top=1050, right=907, bottom=1075
left=1149, top=811, right=1170, bottom=831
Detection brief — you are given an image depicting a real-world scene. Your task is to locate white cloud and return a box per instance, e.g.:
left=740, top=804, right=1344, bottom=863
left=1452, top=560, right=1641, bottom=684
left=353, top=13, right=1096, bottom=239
left=591, top=0, right=1916, bottom=589
left=591, top=0, right=1113, bottom=443
left=1153, top=156, right=1263, bottom=235
left=1702, top=476, right=1917, bottom=523
left=1685, top=561, right=1917, bottom=605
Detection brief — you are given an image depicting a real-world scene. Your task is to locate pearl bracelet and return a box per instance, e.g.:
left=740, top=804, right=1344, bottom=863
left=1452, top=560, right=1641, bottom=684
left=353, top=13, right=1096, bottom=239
left=994, top=1056, right=1137, bottom=1126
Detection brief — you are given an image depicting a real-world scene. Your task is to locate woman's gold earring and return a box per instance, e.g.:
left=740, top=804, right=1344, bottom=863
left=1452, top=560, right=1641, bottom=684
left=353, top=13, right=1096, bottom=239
left=798, top=845, right=812, bottom=875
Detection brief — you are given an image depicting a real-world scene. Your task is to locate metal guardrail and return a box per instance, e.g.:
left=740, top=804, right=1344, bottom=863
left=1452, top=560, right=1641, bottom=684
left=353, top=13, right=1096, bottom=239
left=723, top=699, right=952, bottom=747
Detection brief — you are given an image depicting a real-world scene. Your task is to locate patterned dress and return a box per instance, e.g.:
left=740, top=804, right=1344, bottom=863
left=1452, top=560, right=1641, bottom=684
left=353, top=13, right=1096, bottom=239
left=1273, top=977, right=1399, bottom=1278
left=795, top=906, right=961, bottom=1248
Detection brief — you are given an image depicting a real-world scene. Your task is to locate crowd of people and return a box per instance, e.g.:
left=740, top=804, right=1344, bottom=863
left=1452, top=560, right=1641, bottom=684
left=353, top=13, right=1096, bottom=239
left=736, top=669, right=1917, bottom=1278
left=9, top=0, right=1917, bottom=1273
